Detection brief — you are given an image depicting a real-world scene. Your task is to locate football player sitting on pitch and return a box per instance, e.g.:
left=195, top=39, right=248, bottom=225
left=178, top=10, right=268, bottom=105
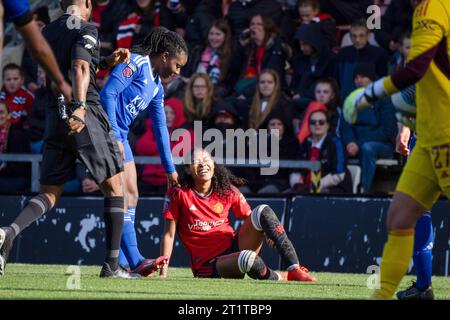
left=159, top=148, right=317, bottom=282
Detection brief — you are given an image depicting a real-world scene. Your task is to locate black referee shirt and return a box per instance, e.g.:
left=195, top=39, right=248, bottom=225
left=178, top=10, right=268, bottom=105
left=42, top=14, right=100, bottom=107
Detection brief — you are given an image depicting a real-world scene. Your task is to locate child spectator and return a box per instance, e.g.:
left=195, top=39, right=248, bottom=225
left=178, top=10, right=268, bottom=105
left=0, top=63, right=34, bottom=129
left=336, top=19, right=388, bottom=99
left=297, top=0, right=337, bottom=50
left=0, top=101, right=30, bottom=192
left=339, top=63, right=397, bottom=193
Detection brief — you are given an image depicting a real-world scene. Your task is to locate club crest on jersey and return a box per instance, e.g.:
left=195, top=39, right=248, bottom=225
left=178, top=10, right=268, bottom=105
left=213, top=203, right=224, bottom=214
left=122, top=66, right=134, bottom=78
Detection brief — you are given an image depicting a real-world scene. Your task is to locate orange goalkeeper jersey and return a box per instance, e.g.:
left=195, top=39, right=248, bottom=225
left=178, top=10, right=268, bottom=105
left=383, top=0, right=450, bottom=147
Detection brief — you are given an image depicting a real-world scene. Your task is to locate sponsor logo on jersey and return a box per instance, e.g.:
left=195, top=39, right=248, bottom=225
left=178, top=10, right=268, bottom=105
left=188, top=219, right=225, bottom=231
left=126, top=95, right=147, bottom=116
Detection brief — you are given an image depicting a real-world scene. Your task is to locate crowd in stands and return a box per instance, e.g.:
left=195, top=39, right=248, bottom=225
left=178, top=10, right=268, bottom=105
left=0, top=0, right=415, bottom=195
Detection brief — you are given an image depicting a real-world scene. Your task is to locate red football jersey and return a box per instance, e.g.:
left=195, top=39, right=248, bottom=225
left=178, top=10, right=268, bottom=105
left=0, top=86, right=34, bottom=127
left=163, top=185, right=252, bottom=272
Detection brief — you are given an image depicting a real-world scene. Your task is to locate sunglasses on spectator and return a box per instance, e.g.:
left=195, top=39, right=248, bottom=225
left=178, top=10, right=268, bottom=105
left=309, top=119, right=327, bottom=126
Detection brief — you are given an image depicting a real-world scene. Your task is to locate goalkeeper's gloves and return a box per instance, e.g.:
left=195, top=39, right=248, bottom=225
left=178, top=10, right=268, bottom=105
left=343, top=78, right=388, bottom=124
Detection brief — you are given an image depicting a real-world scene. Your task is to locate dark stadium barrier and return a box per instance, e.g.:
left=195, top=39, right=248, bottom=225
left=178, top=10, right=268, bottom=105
left=288, top=196, right=450, bottom=276
left=1, top=195, right=450, bottom=276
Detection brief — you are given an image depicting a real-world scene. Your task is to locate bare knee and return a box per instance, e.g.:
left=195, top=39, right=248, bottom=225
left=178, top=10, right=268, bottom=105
left=386, top=192, right=426, bottom=231
left=100, top=174, right=123, bottom=197
left=39, top=185, right=64, bottom=209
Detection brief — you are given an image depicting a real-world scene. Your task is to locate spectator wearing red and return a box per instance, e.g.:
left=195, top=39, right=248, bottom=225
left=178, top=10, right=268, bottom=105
left=135, top=98, right=191, bottom=193
left=0, top=101, right=30, bottom=192
left=0, top=63, right=34, bottom=129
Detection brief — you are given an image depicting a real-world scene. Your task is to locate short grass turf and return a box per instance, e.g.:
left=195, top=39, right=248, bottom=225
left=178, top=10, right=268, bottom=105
left=0, top=264, right=449, bottom=299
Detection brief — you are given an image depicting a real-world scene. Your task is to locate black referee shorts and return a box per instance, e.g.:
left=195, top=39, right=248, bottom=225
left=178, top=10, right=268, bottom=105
left=40, top=104, right=123, bottom=186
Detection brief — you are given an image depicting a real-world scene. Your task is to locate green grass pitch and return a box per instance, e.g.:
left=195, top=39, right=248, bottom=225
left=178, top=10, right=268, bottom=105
left=0, top=264, right=450, bottom=299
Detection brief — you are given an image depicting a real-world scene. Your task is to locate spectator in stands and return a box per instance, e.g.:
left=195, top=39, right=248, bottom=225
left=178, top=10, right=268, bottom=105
left=115, top=0, right=170, bottom=50
left=296, top=0, right=337, bottom=50
left=227, top=0, right=283, bottom=39
left=290, top=109, right=351, bottom=194
left=135, top=98, right=188, bottom=194
left=183, top=19, right=233, bottom=98
left=318, top=0, right=372, bottom=25
left=21, top=6, right=50, bottom=94
left=388, top=31, right=411, bottom=75
left=336, top=19, right=388, bottom=99
left=27, top=67, right=48, bottom=154
left=183, top=73, right=216, bottom=125
left=0, top=63, right=34, bottom=129
left=229, top=14, right=291, bottom=98
left=91, top=0, right=133, bottom=56
left=184, top=0, right=226, bottom=51
left=339, top=63, right=397, bottom=193
left=374, top=0, right=417, bottom=54
left=0, top=100, right=30, bottom=192
left=314, top=77, right=341, bottom=136
left=116, top=0, right=167, bottom=49
left=246, top=69, right=295, bottom=130
left=255, top=110, right=299, bottom=194
left=290, top=23, right=336, bottom=101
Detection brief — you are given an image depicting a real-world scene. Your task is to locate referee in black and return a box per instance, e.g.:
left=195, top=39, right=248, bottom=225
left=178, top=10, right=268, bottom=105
left=0, top=0, right=134, bottom=278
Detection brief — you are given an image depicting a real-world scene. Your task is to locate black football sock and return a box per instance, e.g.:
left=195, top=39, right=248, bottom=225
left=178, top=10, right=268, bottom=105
left=251, top=205, right=300, bottom=270
left=104, top=197, right=124, bottom=270
left=10, top=194, right=52, bottom=239
left=237, top=250, right=280, bottom=280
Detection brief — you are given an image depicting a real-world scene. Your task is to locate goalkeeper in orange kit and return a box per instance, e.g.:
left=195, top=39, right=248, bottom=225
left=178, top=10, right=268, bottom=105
left=343, top=0, right=450, bottom=299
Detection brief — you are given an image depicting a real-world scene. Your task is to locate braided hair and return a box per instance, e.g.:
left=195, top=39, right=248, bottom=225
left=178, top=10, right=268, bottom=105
left=132, top=27, right=188, bottom=58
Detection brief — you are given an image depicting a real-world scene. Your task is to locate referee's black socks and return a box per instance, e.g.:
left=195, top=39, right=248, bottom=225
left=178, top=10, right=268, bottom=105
left=104, top=196, right=124, bottom=270
left=9, top=194, right=52, bottom=239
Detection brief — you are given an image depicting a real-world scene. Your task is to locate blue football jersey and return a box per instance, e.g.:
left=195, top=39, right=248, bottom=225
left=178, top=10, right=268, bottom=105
left=100, top=53, right=174, bottom=173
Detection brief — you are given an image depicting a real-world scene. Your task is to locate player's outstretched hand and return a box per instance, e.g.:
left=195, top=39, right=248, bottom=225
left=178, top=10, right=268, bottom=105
left=167, top=171, right=180, bottom=189
left=67, top=108, right=86, bottom=135
left=107, top=48, right=131, bottom=67
left=343, top=87, right=365, bottom=124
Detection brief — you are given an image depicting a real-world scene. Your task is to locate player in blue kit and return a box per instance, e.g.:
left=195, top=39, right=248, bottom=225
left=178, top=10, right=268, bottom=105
left=100, top=27, right=188, bottom=276
left=395, top=123, right=434, bottom=300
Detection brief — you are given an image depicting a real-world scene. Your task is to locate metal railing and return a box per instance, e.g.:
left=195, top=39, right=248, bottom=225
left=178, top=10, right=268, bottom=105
left=0, top=154, right=321, bottom=192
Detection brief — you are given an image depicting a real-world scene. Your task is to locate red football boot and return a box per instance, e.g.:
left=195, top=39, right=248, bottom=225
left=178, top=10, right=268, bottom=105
left=132, top=256, right=169, bottom=277
left=287, top=265, right=317, bottom=282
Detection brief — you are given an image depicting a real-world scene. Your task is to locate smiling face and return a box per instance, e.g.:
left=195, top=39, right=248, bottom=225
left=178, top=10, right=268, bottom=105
left=188, top=149, right=215, bottom=184
left=0, top=103, right=10, bottom=127
left=159, top=51, right=188, bottom=81
left=258, top=72, right=276, bottom=99
left=208, top=26, right=226, bottom=50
